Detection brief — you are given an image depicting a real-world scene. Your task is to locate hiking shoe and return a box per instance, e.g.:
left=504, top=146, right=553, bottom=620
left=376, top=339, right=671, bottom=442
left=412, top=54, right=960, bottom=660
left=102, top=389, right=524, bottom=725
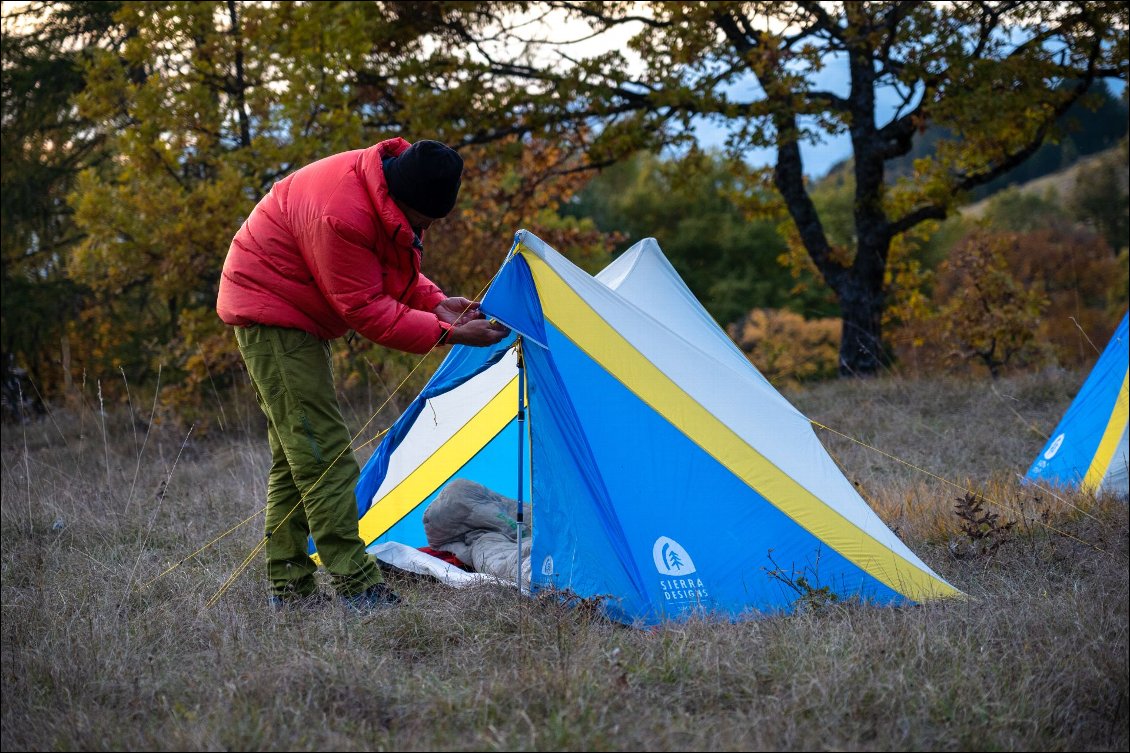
left=339, top=582, right=402, bottom=612
left=269, top=591, right=331, bottom=611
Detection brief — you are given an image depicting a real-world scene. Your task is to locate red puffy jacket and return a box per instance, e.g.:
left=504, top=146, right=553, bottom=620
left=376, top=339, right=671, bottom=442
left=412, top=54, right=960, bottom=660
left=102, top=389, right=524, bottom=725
left=216, top=137, right=450, bottom=354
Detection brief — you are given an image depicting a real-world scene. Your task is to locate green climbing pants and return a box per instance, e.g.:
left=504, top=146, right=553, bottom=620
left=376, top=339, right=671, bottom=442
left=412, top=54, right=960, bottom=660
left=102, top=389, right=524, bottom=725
left=235, top=325, right=383, bottom=597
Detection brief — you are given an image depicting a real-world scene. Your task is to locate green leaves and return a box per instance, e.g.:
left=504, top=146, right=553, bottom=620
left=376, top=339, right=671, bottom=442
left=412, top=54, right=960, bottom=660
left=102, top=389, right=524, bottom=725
left=5, top=1, right=1126, bottom=402
left=44, top=1, right=618, bottom=414
left=419, top=2, right=1126, bottom=374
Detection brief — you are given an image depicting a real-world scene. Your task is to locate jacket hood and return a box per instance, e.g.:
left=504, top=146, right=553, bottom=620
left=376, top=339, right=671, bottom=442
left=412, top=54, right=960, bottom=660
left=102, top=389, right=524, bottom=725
left=359, top=138, right=419, bottom=250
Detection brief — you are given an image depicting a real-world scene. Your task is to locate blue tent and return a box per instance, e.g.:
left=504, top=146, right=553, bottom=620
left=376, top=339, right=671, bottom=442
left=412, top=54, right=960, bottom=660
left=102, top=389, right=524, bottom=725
left=1026, top=312, right=1129, bottom=498
left=354, top=231, right=960, bottom=625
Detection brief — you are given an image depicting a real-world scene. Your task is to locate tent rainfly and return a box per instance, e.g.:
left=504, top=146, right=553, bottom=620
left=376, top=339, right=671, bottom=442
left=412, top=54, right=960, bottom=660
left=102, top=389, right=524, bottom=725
left=1026, top=312, right=1129, bottom=499
left=352, top=231, right=961, bottom=625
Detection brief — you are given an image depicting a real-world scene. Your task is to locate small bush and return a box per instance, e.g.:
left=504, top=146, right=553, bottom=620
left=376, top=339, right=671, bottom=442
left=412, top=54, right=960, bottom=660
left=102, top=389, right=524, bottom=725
left=728, top=308, right=840, bottom=384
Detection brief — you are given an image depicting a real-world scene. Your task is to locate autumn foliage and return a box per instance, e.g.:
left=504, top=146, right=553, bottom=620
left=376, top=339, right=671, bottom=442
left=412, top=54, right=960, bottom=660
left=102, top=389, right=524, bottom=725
left=1, top=2, right=1126, bottom=418
left=893, top=225, right=1125, bottom=378
left=728, top=309, right=841, bottom=385
left=5, top=3, right=612, bottom=425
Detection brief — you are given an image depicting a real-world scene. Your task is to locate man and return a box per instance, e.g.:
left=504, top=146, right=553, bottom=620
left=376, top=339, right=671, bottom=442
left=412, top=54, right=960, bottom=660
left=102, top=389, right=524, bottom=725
left=216, top=138, right=510, bottom=611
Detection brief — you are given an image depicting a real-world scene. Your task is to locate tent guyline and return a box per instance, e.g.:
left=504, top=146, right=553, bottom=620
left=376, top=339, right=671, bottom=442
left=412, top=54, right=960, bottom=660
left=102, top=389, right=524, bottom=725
left=139, top=286, right=495, bottom=599
left=354, top=231, right=965, bottom=624
left=160, top=408, right=1117, bottom=607
left=138, top=425, right=393, bottom=594
left=808, top=420, right=1112, bottom=555
left=352, top=232, right=1127, bottom=623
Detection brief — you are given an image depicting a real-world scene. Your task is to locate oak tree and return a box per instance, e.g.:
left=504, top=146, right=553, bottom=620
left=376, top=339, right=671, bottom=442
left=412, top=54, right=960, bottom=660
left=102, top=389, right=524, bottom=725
left=403, top=1, right=1127, bottom=375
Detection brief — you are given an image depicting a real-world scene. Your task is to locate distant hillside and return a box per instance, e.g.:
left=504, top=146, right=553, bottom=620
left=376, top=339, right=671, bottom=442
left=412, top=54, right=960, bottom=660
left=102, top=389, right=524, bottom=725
left=895, top=80, right=1127, bottom=197
left=819, top=80, right=1128, bottom=196
left=960, top=144, right=1129, bottom=220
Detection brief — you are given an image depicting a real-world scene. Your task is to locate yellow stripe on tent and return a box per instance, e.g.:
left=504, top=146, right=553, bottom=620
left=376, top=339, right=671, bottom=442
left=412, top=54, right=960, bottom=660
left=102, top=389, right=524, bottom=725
left=357, top=376, right=520, bottom=545
left=1083, top=370, right=1129, bottom=493
left=520, top=247, right=960, bottom=602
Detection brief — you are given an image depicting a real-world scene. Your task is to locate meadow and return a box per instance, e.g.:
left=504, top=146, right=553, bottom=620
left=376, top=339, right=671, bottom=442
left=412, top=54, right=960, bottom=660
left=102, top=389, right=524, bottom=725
left=2, top=365, right=1127, bottom=751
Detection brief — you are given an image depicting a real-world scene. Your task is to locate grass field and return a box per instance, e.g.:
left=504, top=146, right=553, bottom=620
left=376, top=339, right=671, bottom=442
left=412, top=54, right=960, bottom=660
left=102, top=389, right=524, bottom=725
left=2, top=365, right=1127, bottom=751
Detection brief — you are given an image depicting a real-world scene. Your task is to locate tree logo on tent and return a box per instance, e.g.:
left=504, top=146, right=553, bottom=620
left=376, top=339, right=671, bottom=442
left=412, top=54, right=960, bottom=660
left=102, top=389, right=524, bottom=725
left=1044, top=433, right=1066, bottom=460
left=653, top=536, right=696, bottom=575
left=541, top=555, right=554, bottom=576
left=653, top=536, right=709, bottom=605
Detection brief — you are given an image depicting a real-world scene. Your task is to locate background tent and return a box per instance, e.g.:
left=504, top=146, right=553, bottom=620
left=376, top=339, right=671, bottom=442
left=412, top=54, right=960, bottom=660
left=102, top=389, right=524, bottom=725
left=1026, top=312, right=1129, bottom=498
left=354, top=231, right=960, bottom=625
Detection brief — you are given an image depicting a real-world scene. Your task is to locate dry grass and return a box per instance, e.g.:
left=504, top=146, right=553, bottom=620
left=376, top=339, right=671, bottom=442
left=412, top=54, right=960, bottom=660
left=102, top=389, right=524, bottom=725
left=2, top=368, right=1127, bottom=751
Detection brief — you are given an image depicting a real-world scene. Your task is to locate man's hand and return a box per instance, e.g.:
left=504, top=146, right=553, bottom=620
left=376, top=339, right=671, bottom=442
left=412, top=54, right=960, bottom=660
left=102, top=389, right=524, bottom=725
left=433, top=297, right=483, bottom=326
left=445, top=318, right=511, bottom=347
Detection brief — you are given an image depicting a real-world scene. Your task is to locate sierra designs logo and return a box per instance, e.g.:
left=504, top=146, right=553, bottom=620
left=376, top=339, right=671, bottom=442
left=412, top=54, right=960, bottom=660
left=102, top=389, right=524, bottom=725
left=1043, top=433, right=1066, bottom=460
left=652, top=536, right=696, bottom=575
left=652, top=536, right=709, bottom=605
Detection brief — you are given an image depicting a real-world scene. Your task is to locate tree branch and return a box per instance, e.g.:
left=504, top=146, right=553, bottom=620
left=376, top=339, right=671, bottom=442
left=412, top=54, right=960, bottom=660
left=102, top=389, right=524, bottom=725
left=795, top=1, right=846, bottom=43
left=547, top=1, right=672, bottom=30
left=808, top=89, right=851, bottom=112
left=888, top=204, right=949, bottom=236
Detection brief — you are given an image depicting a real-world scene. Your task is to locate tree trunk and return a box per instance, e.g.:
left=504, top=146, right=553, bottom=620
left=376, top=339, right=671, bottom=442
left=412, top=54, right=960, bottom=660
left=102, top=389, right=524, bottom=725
left=227, top=1, right=252, bottom=150
left=835, top=215, right=893, bottom=377
left=836, top=281, right=888, bottom=376
left=61, top=333, right=73, bottom=401
left=838, top=17, right=891, bottom=379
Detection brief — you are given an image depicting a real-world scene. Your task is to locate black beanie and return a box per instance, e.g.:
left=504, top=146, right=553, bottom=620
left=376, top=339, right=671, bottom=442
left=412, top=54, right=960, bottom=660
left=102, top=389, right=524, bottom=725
left=383, top=140, right=464, bottom=219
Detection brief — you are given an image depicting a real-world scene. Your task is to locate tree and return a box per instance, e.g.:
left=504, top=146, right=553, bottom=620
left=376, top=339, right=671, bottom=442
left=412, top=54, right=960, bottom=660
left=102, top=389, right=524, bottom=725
left=1, top=1, right=125, bottom=403
left=59, top=1, right=610, bottom=416
left=67, top=0, right=378, bottom=406
left=1069, top=138, right=1130, bottom=254
left=931, top=231, right=1050, bottom=378
left=895, top=221, right=1124, bottom=376
left=400, top=1, right=1127, bottom=375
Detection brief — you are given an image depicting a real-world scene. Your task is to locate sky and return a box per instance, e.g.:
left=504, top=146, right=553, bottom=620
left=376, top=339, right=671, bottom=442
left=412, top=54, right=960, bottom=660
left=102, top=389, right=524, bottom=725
left=513, top=4, right=1127, bottom=179
left=506, top=6, right=882, bottom=178
left=5, top=1, right=1121, bottom=179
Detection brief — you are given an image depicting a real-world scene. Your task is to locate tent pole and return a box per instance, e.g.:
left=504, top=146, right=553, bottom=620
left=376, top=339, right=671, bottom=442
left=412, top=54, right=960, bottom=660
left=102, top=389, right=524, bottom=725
left=515, top=338, right=526, bottom=594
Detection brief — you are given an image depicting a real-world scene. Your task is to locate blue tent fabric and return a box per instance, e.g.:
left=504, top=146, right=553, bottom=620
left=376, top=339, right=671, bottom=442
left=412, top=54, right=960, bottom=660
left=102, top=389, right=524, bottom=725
left=354, top=333, right=516, bottom=519
left=519, top=320, right=906, bottom=621
left=481, top=250, right=549, bottom=348
left=1026, top=312, right=1129, bottom=498
left=352, top=231, right=961, bottom=625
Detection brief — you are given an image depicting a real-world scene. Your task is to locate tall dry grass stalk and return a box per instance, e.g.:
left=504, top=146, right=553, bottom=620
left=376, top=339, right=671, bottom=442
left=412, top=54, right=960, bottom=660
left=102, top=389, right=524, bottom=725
left=2, top=367, right=1126, bottom=751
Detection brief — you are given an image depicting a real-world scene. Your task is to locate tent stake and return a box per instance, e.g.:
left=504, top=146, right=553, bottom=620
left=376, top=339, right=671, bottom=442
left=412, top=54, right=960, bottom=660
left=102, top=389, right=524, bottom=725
left=515, top=338, right=526, bottom=594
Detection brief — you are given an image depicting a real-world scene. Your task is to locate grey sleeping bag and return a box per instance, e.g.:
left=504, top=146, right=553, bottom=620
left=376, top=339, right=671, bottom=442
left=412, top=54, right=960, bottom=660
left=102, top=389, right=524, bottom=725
left=422, top=478, right=532, bottom=587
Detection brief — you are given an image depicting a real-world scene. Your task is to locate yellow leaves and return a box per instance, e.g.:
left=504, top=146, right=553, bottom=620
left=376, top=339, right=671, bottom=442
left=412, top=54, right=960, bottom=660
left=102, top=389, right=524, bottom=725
left=776, top=232, right=825, bottom=299
left=890, top=224, right=1123, bottom=378
left=883, top=230, right=936, bottom=329
left=728, top=308, right=841, bottom=385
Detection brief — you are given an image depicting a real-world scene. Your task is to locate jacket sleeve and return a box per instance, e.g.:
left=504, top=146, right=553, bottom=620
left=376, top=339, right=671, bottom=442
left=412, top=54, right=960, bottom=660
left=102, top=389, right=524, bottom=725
left=305, top=215, right=445, bottom=354
left=408, top=272, right=447, bottom=312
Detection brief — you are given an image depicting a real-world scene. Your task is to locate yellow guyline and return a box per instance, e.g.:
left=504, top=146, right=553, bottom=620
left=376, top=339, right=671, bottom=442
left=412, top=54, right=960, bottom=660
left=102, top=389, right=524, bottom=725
left=807, top=419, right=1117, bottom=555
left=139, top=278, right=499, bottom=605
left=142, top=253, right=1125, bottom=604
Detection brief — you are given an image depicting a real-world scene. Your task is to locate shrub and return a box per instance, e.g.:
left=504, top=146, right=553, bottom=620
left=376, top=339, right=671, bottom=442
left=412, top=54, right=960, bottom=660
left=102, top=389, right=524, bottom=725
left=728, top=308, right=840, bottom=384
left=893, top=224, right=1124, bottom=377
